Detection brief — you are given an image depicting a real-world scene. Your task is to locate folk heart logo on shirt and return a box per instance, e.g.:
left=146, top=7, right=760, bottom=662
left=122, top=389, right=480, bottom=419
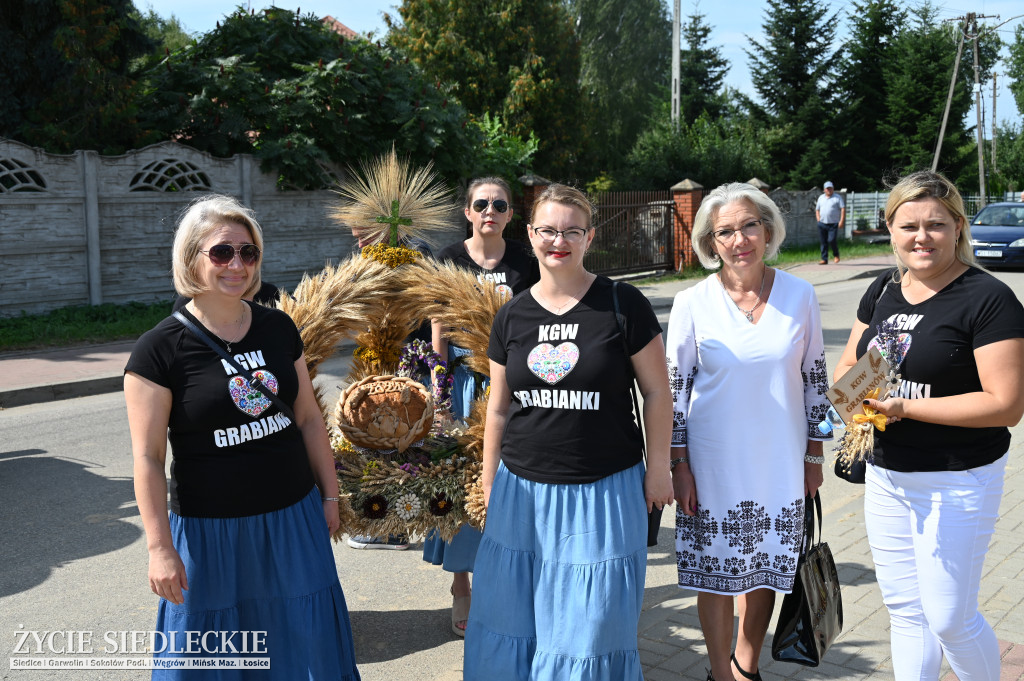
left=228, top=369, right=279, bottom=417
left=527, top=342, right=580, bottom=385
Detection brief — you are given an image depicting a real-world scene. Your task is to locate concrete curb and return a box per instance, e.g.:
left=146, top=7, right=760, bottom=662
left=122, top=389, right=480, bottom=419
left=0, top=375, right=125, bottom=409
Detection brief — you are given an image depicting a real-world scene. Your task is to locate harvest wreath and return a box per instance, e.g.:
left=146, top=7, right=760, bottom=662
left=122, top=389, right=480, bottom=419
left=276, top=149, right=499, bottom=541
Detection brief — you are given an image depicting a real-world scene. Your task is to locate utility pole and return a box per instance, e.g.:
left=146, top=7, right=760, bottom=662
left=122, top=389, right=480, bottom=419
left=961, top=13, right=999, bottom=206
left=672, top=0, right=680, bottom=131
left=971, top=14, right=988, bottom=208
left=992, top=73, right=998, bottom=174
left=932, top=18, right=966, bottom=173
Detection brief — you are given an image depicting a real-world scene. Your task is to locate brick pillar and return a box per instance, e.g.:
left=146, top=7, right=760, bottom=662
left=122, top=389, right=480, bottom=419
left=517, top=173, right=552, bottom=224
left=747, top=177, right=770, bottom=194
left=671, top=179, right=703, bottom=270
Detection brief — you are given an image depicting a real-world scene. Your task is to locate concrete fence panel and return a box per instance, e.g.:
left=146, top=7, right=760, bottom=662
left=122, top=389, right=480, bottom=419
left=0, top=138, right=464, bottom=318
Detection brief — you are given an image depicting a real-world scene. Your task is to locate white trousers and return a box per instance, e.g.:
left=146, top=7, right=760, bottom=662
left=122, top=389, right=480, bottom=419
left=864, top=454, right=1007, bottom=681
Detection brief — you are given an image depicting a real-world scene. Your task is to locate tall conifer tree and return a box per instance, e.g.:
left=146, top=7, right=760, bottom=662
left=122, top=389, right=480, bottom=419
left=745, top=0, right=839, bottom=187
left=678, top=7, right=729, bottom=123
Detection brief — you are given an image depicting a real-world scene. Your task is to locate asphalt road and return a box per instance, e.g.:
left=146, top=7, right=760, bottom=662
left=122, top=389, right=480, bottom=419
left=3, top=269, right=1023, bottom=680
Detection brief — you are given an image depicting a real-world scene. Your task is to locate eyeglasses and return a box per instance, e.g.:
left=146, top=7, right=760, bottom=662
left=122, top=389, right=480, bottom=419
left=200, top=243, right=261, bottom=266
left=712, top=219, right=763, bottom=243
left=531, top=226, right=590, bottom=243
left=471, top=199, right=509, bottom=214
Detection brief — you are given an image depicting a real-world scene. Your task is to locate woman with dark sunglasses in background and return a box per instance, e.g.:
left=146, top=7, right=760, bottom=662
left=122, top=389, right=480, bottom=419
left=425, top=176, right=540, bottom=636
left=124, top=195, right=360, bottom=679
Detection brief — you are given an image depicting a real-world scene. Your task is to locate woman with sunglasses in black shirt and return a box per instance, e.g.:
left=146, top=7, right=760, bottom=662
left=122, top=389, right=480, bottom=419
left=124, top=195, right=360, bottom=679
left=425, top=176, right=540, bottom=636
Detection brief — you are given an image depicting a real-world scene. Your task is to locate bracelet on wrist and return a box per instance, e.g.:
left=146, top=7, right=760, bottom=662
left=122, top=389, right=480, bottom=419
left=803, top=454, right=825, bottom=465
left=321, top=496, right=340, bottom=502
left=670, top=456, right=689, bottom=470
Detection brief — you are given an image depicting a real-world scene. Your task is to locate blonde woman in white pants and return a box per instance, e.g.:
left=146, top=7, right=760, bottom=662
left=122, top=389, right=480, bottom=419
left=835, top=171, right=1024, bottom=680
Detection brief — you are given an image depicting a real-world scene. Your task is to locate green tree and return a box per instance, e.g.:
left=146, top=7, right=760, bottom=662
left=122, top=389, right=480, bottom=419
left=618, top=112, right=770, bottom=190
left=993, top=123, right=1024, bottom=194
left=0, top=0, right=154, bottom=153
left=134, top=7, right=192, bottom=57
left=387, top=0, right=582, bottom=178
left=880, top=5, right=1000, bottom=188
left=567, top=0, right=670, bottom=177
left=835, top=0, right=905, bottom=189
left=678, top=5, right=729, bottom=123
left=472, top=113, right=539, bottom=187
left=139, top=8, right=478, bottom=189
left=745, top=0, right=840, bottom=188
left=1008, top=25, right=1024, bottom=116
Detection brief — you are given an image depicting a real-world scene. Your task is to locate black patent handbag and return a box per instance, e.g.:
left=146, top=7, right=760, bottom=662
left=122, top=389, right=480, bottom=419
left=771, top=494, right=844, bottom=666
left=834, top=455, right=866, bottom=484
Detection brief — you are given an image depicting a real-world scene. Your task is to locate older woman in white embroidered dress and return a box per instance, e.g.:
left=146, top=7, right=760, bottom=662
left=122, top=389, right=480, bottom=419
left=666, top=182, right=831, bottom=681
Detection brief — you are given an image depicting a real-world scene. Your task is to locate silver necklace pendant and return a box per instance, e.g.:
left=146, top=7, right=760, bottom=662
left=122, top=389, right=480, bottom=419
left=743, top=310, right=754, bottom=323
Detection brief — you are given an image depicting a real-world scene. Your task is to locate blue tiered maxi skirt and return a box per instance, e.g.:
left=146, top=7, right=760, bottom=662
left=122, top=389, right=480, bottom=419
left=153, top=487, right=360, bottom=680
left=463, top=461, right=647, bottom=681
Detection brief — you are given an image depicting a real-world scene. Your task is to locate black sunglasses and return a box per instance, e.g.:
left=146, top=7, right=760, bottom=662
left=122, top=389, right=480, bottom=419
left=471, top=199, right=509, bottom=214
left=201, top=243, right=261, bottom=266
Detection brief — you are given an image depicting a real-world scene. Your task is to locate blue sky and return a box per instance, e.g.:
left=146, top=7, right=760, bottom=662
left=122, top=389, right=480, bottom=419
left=140, top=0, right=1022, bottom=128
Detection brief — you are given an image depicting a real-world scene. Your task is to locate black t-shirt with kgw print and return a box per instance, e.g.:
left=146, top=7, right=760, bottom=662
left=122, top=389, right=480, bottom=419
left=488, top=276, right=662, bottom=484
left=855, top=267, right=1024, bottom=472
left=125, top=303, right=314, bottom=517
left=435, top=238, right=539, bottom=298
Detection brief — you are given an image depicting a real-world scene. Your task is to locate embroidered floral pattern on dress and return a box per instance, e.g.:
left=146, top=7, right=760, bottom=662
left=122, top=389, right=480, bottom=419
left=676, top=498, right=803, bottom=593
left=677, top=548, right=699, bottom=571
left=723, top=556, right=746, bottom=576
left=748, top=551, right=771, bottom=571
left=773, top=553, right=798, bottom=573
left=804, top=355, right=829, bottom=394
left=669, top=364, right=697, bottom=446
left=774, top=497, right=805, bottom=550
left=677, top=507, right=719, bottom=552
left=803, top=351, right=833, bottom=439
left=698, top=555, right=721, bottom=574
left=722, top=501, right=771, bottom=555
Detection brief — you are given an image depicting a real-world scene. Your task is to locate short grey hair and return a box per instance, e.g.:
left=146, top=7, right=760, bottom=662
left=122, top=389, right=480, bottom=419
left=172, top=194, right=264, bottom=298
left=691, top=182, right=786, bottom=269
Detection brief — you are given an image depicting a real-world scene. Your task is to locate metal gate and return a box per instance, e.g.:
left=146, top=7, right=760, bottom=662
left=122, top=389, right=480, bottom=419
left=586, top=191, right=675, bottom=275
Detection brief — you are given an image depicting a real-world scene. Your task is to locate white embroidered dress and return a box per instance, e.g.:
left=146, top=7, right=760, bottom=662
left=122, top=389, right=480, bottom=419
left=666, top=269, right=831, bottom=595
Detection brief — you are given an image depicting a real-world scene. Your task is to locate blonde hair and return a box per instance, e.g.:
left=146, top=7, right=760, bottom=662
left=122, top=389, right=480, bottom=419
left=691, top=182, right=785, bottom=269
left=529, top=184, right=596, bottom=228
left=884, top=171, right=977, bottom=280
left=172, top=194, right=263, bottom=298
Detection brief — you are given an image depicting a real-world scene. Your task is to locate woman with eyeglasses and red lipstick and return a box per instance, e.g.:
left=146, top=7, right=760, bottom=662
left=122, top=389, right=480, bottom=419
left=463, top=184, right=674, bottom=680
left=124, top=195, right=360, bottom=679
left=424, top=176, right=539, bottom=636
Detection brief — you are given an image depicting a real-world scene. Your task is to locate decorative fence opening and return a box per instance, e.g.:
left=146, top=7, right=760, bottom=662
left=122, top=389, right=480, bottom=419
left=587, top=190, right=675, bottom=276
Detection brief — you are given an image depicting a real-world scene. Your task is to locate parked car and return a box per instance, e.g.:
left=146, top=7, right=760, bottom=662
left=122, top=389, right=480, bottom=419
left=970, top=202, right=1024, bottom=268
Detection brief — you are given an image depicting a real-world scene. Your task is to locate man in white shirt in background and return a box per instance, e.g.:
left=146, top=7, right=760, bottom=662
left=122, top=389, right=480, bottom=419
left=815, top=180, right=845, bottom=264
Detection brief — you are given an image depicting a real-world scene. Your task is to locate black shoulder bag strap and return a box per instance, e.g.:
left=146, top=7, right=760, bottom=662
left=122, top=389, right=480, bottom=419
left=613, top=281, right=661, bottom=547
left=612, top=281, right=645, bottom=450
left=172, top=310, right=297, bottom=423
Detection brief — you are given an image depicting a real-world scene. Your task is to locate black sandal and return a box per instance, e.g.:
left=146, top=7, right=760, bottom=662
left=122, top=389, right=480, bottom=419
left=731, top=653, right=763, bottom=681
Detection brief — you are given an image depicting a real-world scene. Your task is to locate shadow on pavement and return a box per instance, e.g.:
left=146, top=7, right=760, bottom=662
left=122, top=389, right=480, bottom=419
left=0, top=449, right=140, bottom=598
left=349, top=607, right=453, bottom=663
